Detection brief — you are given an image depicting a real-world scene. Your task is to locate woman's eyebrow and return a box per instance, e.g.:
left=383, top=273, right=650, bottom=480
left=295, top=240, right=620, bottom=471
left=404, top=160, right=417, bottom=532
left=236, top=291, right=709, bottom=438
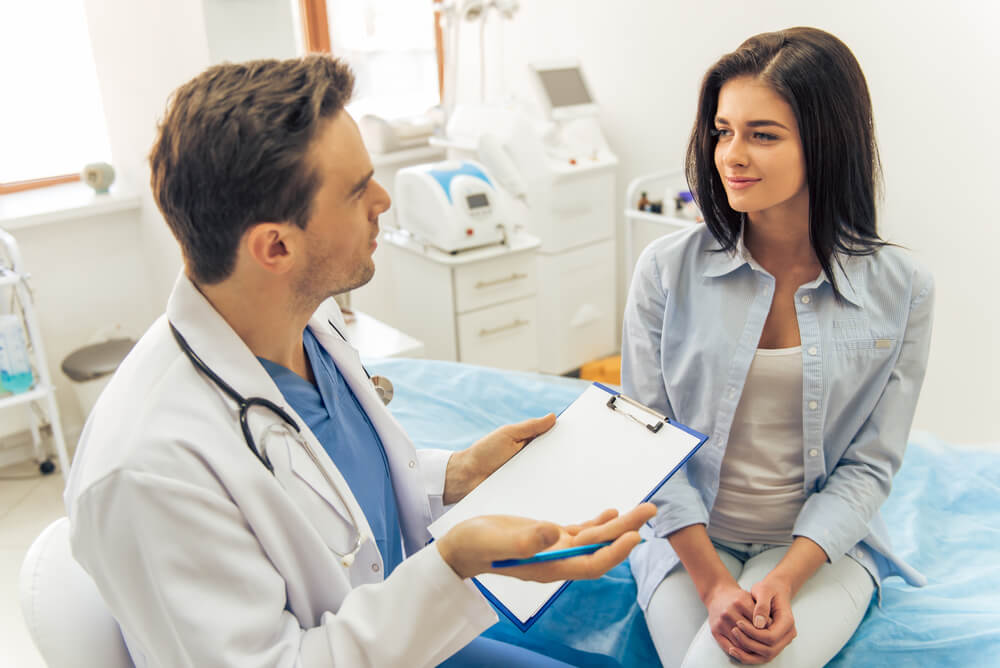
left=714, top=116, right=789, bottom=130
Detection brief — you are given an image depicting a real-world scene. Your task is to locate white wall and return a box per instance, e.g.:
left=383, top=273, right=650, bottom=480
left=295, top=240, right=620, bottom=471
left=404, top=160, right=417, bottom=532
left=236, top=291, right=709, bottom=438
left=457, top=0, right=998, bottom=444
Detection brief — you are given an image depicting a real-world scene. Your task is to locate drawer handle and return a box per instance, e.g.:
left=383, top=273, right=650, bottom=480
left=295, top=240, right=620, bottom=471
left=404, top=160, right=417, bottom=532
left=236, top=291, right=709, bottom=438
left=479, top=318, right=529, bottom=337
left=475, top=272, right=527, bottom=289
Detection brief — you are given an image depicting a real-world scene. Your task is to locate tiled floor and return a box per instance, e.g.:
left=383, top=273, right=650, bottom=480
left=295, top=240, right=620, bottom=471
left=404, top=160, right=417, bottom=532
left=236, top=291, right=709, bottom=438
left=1, top=458, right=67, bottom=668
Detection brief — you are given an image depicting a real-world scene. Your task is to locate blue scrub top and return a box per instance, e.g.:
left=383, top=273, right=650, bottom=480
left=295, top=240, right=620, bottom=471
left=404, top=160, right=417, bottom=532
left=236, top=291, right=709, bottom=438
left=259, top=328, right=404, bottom=575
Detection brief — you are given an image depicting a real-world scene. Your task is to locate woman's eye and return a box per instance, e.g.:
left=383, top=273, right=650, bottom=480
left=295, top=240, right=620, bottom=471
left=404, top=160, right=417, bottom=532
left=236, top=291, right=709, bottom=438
left=710, top=128, right=732, bottom=138
left=753, top=132, right=778, bottom=141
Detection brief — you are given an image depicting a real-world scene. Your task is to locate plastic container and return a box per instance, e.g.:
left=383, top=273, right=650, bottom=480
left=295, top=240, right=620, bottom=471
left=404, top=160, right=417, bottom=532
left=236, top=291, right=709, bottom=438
left=0, top=314, right=34, bottom=394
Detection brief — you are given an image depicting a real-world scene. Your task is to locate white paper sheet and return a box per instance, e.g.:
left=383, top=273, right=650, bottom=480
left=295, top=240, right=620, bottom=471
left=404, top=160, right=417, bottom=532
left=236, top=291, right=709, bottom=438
left=427, top=384, right=704, bottom=625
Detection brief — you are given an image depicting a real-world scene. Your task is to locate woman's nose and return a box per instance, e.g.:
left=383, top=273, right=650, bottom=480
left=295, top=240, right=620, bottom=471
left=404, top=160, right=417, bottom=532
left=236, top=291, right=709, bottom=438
left=721, top=135, right=749, bottom=168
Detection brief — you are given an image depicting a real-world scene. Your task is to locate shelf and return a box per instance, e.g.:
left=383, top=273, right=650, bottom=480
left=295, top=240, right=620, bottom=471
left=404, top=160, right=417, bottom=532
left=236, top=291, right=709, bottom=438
left=0, top=181, right=141, bottom=231
left=623, top=209, right=699, bottom=227
left=0, top=384, right=51, bottom=410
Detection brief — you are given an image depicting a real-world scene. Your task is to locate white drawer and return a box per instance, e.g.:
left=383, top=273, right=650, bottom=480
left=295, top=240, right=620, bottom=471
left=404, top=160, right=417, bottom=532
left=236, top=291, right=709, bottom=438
left=535, top=241, right=617, bottom=374
left=536, top=171, right=615, bottom=253
left=457, top=297, right=538, bottom=371
left=453, top=251, right=537, bottom=313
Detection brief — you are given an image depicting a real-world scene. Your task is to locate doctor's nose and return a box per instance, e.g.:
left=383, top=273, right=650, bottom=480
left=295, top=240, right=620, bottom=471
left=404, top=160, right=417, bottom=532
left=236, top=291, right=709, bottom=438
left=372, top=178, right=391, bottom=216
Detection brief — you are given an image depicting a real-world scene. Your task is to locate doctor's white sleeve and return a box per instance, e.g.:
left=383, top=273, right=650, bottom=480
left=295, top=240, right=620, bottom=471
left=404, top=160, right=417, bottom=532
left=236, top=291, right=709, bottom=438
left=417, top=448, right=454, bottom=519
left=68, top=469, right=495, bottom=668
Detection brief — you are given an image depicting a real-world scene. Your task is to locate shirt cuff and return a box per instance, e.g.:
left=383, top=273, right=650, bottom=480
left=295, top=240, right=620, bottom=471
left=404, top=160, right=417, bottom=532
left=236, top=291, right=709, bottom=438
left=650, top=473, right=710, bottom=537
left=416, top=449, right=454, bottom=519
left=793, top=491, right=870, bottom=562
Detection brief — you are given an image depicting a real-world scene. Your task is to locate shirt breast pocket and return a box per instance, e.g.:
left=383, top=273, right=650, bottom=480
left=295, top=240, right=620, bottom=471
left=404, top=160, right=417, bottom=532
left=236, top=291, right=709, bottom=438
left=832, top=319, right=897, bottom=357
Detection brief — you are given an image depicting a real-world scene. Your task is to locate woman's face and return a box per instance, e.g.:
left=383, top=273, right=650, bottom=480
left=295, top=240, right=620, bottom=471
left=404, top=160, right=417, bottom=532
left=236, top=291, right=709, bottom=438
left=713, top=76, right=808, bottom=220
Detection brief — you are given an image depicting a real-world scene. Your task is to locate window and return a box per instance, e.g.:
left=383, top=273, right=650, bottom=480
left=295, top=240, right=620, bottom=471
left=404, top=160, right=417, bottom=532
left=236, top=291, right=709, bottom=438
left=299, top=0, right=443, bottom=119
left=0, top=1, right=112, bottom=194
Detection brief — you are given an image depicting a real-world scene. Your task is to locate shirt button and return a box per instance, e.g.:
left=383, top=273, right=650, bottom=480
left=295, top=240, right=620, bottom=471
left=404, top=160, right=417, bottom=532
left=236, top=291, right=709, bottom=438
left=809, top=448, right=819, bottom=457
left=801, top=295, right=811, bottom=304
left=371, top=563, right=380, bottom=573
left=808, top=400, right=819, bottom=410
left=408, top=460, right=416, bottom=469
left=727, top=387, right=736, bottom=398
left=808, top=346, right=818, bottom=356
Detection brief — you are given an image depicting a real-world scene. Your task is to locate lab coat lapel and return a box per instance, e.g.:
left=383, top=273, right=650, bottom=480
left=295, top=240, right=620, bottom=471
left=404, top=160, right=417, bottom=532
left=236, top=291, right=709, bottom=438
left=165, top=273, right=374, bottom=546
left=309, top=302, right=434, bottom=556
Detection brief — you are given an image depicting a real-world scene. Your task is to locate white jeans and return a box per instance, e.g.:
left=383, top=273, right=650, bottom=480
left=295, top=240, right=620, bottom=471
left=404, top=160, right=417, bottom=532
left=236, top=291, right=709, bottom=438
left=644, top=539, right=875, bottom=668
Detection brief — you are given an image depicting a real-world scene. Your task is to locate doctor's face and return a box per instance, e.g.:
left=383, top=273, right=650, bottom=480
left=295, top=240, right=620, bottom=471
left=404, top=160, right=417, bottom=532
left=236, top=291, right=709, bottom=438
left=296, top=112, right=390, bottom=301
left=713, top=76, right=808, bottom=221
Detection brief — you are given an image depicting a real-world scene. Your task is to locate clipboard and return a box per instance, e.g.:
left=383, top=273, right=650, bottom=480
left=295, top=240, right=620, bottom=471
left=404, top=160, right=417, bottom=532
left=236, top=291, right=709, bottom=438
left=426, top=382, right=708, bottom=631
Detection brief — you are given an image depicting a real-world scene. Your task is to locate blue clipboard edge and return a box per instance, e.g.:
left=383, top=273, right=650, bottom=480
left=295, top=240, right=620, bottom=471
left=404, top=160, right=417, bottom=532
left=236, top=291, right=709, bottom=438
left=472, top=382, right=709, bottom=632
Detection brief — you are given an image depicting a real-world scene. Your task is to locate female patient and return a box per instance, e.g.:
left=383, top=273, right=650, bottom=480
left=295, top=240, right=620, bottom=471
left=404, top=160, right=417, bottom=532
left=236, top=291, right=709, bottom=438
left=622, top=27, right=934, bottom=666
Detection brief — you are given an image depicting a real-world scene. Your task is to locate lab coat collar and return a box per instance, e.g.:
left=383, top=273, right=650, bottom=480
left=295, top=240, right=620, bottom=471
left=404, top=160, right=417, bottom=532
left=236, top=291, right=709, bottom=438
left=701, top=230, right=863, bottom=308
left=165, top=272, right=433, bottom=557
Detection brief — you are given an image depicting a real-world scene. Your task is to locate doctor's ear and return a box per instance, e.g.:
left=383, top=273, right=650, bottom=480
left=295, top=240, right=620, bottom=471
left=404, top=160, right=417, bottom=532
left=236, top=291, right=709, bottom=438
left=244, top=222, right=298, bottom=275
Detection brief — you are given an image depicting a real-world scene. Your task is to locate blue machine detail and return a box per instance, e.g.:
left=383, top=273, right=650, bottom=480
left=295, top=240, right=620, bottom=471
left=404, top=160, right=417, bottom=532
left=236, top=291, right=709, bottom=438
left=426, top=161, right=492, bottom=203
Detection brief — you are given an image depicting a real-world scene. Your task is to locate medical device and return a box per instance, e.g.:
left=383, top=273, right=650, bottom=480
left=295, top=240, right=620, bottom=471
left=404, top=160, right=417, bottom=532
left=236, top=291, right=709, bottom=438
left=394, top=160, right=508, bottom=253
left=528, top=60, right=598, bottom=120
left=169, top=319, right=393, bottom=567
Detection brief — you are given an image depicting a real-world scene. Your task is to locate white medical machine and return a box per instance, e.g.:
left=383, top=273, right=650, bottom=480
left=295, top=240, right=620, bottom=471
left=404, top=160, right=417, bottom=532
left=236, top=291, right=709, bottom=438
left=426, top=61, right=620, bottom=375
left=393, top=160, right=508, bottom=254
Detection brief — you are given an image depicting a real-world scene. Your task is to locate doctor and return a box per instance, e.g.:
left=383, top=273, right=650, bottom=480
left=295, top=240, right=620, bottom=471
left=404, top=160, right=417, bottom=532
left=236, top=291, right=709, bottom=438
left=64, top=55, right=653, bottom=667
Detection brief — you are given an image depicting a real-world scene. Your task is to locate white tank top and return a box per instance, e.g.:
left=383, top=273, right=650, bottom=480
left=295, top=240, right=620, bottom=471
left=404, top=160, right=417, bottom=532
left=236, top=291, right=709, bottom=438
left=708, top=346, right=807, bottom=545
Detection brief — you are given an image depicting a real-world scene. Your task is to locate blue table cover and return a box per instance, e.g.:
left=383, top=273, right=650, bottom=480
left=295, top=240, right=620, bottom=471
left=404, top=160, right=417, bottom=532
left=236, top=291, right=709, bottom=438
left=366, top=357, right=1000, bottom=667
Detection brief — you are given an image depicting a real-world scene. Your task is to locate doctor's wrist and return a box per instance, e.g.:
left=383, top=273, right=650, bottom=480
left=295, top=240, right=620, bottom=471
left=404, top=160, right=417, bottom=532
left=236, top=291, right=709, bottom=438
left=442, top=450, right=472, bottom=506
left=435, top=532, right=470, bottom=579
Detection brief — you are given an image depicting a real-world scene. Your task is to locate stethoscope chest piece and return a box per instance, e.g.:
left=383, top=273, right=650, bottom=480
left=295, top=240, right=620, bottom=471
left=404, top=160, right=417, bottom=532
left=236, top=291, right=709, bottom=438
left=371, top=375, right=394, bottom=406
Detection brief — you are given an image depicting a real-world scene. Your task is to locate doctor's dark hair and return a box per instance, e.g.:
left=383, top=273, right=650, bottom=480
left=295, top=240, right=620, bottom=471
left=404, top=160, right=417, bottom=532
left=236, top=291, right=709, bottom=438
left=686, top=27, right=885, bottom=298
left=150, top=55, right=355, bottom=285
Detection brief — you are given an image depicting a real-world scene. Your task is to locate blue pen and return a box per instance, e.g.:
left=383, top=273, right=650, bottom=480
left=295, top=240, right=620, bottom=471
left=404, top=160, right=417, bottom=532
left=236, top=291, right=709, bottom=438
left=492, top=539, right=645, bottom=568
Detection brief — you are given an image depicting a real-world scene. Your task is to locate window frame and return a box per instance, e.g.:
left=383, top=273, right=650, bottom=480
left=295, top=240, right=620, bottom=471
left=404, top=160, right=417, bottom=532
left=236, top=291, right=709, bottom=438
left=0, top=173, right=81, bottom=196
left=297, top=0, right=445, bottom=99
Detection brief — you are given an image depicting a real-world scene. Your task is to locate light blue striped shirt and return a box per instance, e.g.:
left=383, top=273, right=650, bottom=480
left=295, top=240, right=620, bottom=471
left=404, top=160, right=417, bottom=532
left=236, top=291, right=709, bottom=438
left=623, top=224, right=934, bottom=609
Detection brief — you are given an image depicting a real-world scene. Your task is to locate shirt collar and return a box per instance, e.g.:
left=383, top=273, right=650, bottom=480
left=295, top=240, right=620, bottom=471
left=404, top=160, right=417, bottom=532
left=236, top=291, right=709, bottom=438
left=701, top=228, right=864, bottom=308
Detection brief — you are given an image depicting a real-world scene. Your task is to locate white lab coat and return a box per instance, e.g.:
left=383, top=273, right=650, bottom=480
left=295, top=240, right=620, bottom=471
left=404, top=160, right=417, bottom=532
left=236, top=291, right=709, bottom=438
left=64, top=274, right=497, bottom=667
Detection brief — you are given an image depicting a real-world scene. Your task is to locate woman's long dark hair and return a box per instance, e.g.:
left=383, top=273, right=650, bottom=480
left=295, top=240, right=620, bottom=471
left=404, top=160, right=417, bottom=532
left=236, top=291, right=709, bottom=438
left=687, top=27, right=885, bottom=299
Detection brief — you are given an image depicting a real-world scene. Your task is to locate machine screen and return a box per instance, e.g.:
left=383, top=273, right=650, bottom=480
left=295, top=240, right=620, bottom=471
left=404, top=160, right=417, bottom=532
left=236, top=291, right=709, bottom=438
left=537, top=67, right=593, bottom=108
left=466, top=193, right=489, bottom=209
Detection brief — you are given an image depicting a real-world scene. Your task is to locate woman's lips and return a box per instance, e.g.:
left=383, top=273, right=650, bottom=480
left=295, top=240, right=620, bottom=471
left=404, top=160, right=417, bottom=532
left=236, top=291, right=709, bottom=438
left=725, top=176, right=760, bottom=190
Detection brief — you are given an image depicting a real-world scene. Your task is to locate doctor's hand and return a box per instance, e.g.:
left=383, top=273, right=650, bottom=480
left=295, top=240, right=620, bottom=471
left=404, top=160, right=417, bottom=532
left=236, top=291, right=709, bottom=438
left=443, top=414, right=556, bottom=505
left=435, top=503, right=656, bottom=581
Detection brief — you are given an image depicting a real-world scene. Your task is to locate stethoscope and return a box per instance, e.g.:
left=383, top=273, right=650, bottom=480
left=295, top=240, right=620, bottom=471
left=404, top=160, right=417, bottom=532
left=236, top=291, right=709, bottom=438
left=168, top=319, right=393, bottom=567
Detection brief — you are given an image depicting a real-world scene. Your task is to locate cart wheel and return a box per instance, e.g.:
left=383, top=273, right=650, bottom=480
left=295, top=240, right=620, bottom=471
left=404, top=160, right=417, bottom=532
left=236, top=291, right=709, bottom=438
left=39, top=459, right=56, bottom=475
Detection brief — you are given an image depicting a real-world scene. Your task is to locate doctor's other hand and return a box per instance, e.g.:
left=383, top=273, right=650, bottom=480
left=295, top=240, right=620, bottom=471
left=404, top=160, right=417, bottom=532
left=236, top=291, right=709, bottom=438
left=436, top=503, right=656, bottom=581
left=443, top=414, right=556, bottom=505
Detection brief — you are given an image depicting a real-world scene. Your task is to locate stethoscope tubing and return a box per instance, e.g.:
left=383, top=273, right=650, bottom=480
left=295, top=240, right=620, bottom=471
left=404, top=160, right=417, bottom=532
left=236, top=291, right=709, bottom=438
left=168, top=320, right=367, bottom=566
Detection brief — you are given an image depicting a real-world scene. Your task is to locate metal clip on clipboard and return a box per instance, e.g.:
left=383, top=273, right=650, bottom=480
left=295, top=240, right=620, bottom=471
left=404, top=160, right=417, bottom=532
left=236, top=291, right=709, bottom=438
left=605, top=393, right=669, bottom=433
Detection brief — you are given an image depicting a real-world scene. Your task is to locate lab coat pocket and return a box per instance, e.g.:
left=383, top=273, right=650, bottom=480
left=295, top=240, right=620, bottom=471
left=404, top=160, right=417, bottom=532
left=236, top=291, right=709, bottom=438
left=271, top=431, right=362, bottom=555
